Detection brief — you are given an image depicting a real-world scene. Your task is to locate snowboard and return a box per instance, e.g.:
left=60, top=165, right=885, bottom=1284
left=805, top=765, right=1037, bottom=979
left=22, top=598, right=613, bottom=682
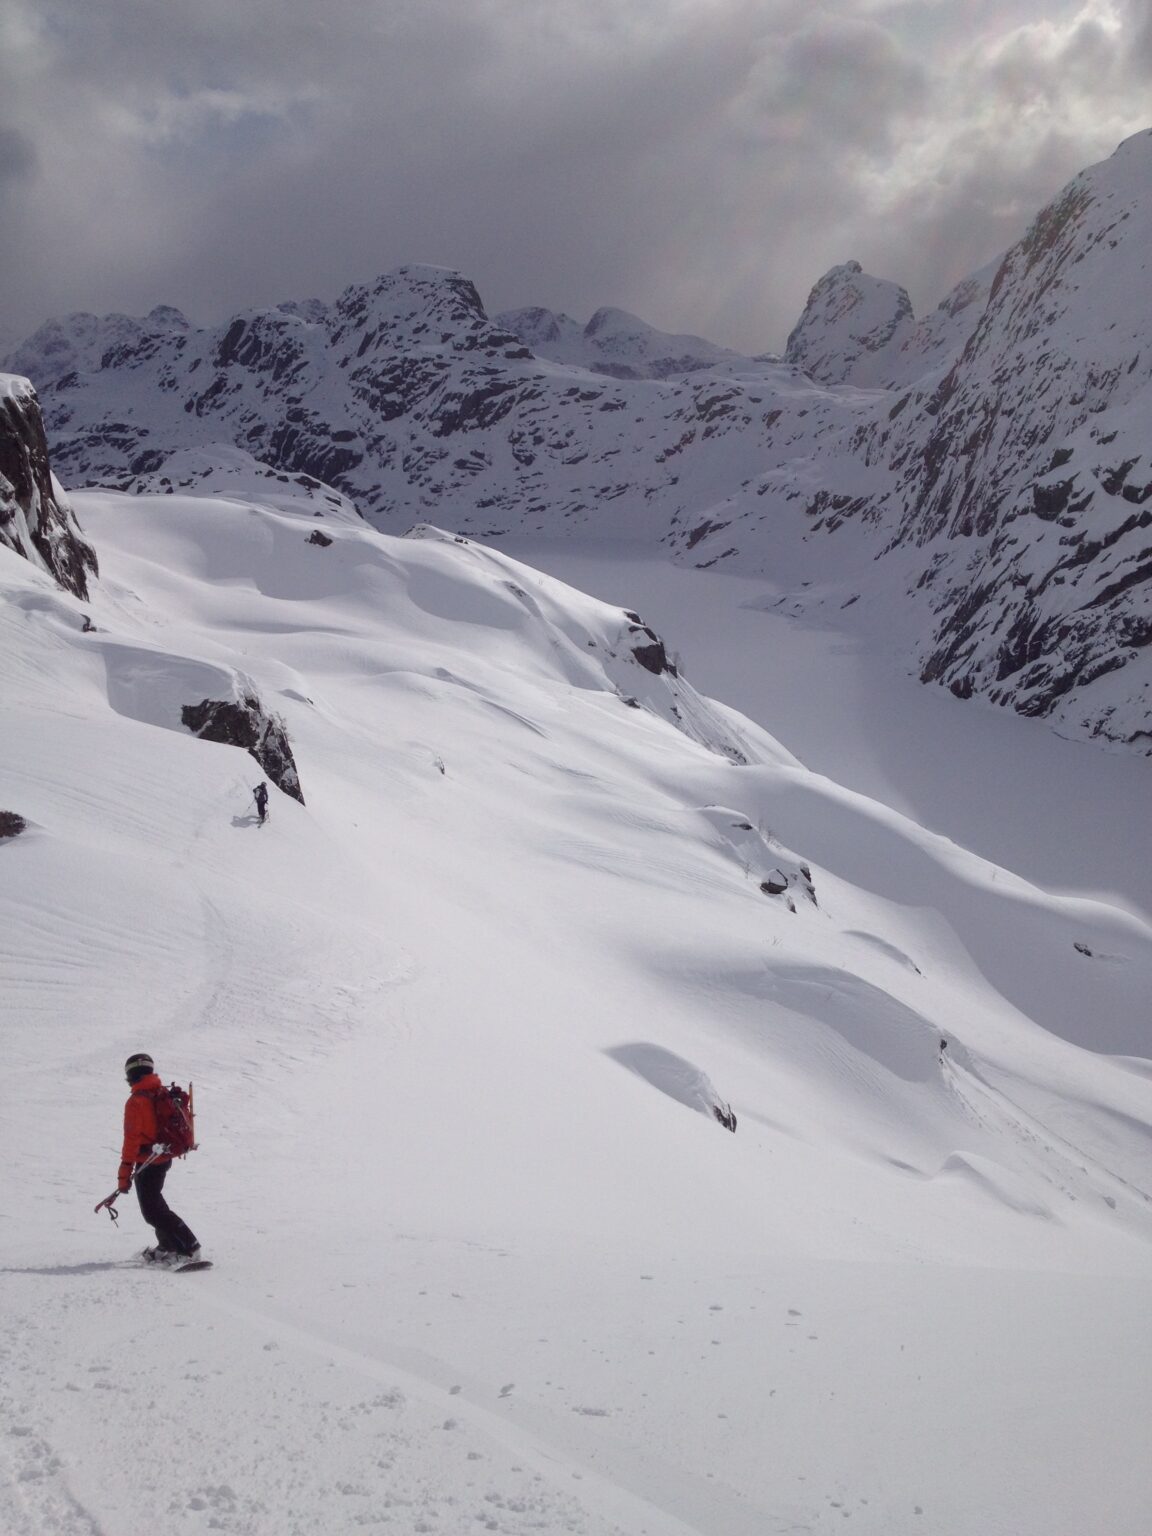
left=138, top=1255, right=214, bottom=1272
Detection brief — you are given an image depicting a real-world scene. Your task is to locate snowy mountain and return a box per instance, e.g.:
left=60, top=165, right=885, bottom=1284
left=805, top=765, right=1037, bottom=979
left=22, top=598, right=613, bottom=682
left=677, top=131, right=1152, bottom=751
left=783, top=261, right=915, bottom=387
left=5, top=132, right=1152, bottom=752
left=493, top=304, right=751, bottom=379
left=3, top=446, right=1151, bottom=1533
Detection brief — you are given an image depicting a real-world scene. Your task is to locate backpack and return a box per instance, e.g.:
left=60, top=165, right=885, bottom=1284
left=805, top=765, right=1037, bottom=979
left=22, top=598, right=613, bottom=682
left=150, top=1082, right=198, bottom=1158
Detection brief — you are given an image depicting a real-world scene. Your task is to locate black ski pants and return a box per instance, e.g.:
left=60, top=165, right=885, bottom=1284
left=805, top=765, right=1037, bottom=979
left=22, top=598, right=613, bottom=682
left=135, top=1161, right=199, bottom=1255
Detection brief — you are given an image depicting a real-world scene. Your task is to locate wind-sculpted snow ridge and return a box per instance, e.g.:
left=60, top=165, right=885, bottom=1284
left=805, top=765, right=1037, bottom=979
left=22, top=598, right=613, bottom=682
left=6, top=134, right=1152, bottom=750
left=134, top=442, right=365, bottom=523
left=401, top=524, right=767, bottom=766
left=1, top=472, right=1151, bottom=1536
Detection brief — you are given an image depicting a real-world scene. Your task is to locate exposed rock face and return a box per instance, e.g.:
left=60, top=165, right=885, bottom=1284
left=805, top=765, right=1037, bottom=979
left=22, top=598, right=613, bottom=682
left=679, top=133, right=1152, bottom=751
left=863, top=129, right=1152, bottom=747
left=181, top=695, right=305, bottom=803
left=623, top=611, right=677, bottom=677
left=0, top=375, right=97, bottom=599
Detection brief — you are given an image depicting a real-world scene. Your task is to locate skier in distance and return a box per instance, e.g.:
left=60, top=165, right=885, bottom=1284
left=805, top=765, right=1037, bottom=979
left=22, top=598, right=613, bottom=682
left=116, top=1053, right=201, bottom=1264
left=253, top=781, right=269, bottom=824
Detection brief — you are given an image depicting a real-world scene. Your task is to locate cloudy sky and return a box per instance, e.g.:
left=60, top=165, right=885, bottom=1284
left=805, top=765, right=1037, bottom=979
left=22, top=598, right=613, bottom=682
left=1, top=0, right=1149, bottom=352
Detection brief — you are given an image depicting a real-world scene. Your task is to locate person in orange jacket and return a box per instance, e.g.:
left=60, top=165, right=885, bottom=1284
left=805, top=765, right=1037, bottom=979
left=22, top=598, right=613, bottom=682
left=118, top=1052, right=201, bottom=1263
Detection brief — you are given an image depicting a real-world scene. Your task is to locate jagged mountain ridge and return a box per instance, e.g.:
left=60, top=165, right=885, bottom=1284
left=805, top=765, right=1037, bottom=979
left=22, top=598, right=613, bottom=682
left=491, top=304, right=752, bottom=379
left=6, top=130, right=1152, bottom=751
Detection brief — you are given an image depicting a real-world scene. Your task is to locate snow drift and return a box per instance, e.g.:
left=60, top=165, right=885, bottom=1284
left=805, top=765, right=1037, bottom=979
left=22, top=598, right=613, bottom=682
left=1, top=459, right=1150, bottom=1534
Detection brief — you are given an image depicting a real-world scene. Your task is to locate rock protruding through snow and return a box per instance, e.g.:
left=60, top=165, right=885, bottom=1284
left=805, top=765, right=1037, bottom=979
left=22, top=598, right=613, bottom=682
left=0, top=374, right=97, bottom=599
left=182, top=695, right=305, bottom=804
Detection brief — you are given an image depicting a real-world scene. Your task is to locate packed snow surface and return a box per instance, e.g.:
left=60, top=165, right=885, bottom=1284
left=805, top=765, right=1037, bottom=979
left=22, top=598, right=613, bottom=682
left=1, top=484, right=1150, bottom=1536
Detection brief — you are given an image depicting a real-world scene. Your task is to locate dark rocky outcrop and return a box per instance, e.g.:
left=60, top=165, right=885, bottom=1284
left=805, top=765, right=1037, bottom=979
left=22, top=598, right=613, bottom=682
left=0, top=811, right=27, bottom=839
left=0, top=376, right=97, bottom=598
left=307, top=528, right=333, bottom=547
left=624, top=612, right=677, bottom=677
left=181, top=695, right=305, bottom=803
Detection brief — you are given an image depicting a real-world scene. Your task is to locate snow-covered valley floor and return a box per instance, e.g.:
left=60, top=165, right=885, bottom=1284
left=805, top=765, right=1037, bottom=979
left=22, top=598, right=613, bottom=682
left=2, top=489, right=1150, bottom=1536
left=497, top=539, right=1152, bottom=923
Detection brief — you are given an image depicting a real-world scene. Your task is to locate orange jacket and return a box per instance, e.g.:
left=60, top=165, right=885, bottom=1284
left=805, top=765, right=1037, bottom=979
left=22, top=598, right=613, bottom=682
left=118, top=1073, right=171, bottom=1190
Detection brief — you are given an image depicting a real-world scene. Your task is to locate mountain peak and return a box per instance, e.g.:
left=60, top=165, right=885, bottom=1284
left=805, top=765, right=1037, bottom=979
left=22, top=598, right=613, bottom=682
left=785, top=262, right=915, bottom=386
left=584, top=305, right=647, bottom=338
left=329, top=265, right=513, bottom=361
left=495, top=302, right=742, bottom=379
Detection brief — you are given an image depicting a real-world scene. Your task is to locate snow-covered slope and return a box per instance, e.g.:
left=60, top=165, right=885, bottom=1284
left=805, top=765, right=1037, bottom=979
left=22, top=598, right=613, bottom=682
left=494, top=304, right=751, bottom=379
left=6, top=133, right=1152, bottom=752
left=1, top=471, right=1150, bottom=1535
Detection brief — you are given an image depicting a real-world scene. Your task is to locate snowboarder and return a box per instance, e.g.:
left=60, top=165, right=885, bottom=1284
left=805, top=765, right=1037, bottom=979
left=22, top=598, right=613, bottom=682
left=253, top=781, right=269, bottom=824
left=112, top=1053, right=201, bottom=1263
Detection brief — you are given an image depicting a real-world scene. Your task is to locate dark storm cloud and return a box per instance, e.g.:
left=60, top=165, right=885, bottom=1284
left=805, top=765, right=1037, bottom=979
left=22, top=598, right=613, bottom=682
left=0, top=1, right=1149, bottom=353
